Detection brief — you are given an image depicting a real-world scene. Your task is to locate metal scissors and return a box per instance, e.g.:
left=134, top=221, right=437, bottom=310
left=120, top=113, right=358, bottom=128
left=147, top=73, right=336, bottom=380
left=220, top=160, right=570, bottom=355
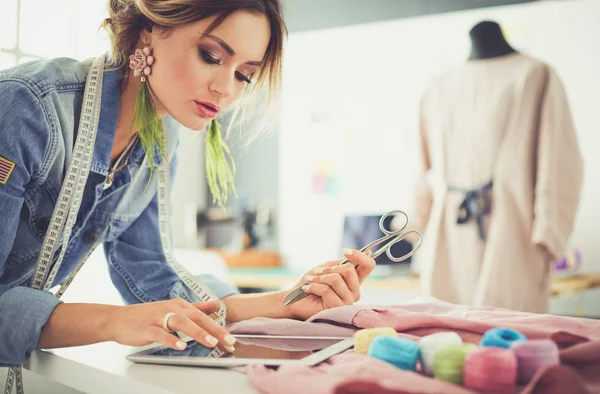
left=283, top=209, right=423, bottom=306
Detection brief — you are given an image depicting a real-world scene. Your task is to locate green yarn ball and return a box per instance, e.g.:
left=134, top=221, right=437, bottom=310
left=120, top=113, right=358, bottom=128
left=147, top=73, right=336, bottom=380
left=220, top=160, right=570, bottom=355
left=433, top=343, right=477, bottom=384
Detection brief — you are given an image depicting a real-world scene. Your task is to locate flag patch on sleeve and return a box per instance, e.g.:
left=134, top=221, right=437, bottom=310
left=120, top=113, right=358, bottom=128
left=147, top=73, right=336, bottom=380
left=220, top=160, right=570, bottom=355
left=0, top=157, right=16, bottom=184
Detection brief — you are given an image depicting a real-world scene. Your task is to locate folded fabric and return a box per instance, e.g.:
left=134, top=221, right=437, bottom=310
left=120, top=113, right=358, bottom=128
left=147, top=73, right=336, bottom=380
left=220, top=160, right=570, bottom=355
left=229, top=297, right=600, bottom=343
left=228, top=297, right=600, bottom=394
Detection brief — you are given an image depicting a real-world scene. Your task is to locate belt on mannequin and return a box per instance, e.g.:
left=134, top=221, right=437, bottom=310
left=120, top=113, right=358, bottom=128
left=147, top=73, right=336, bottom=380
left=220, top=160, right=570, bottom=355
left=448, top=180, right=493, bottom=241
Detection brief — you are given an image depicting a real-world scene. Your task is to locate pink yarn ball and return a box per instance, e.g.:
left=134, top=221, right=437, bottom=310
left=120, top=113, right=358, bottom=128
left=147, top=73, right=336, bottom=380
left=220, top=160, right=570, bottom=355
left=464, top=347, right=517, bottom=391
left=511, top=340, right=560, bottom=384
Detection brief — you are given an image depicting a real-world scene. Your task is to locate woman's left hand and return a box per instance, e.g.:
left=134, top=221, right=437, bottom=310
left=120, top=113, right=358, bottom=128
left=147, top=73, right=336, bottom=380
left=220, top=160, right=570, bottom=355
left=285, top=249, right=376, bottom=321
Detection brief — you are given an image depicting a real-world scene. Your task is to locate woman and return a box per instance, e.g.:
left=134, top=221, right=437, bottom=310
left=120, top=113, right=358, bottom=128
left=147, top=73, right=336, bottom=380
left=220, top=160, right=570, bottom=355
left=0, top=0, right=376, bottom=371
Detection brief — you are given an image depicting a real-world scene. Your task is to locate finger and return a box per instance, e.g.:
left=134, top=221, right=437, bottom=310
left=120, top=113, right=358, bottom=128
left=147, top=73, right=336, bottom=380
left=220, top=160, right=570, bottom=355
left=190, top=300, right=222, bottom=324
left=164, top=313, right=227, bottom=350
left=185, top=308, right=237, bottom=352
left=320, top=263, right=360, bottom=300
left=148, top=326, right=188, bottom=351
left=342, top=249, right=376, bottom=284
left=191, top=299, right=222, bottom=315
left=306, top=273, right=354, bottom=304
left=312, top=259, right=343, bottom=274
left=302, top=283, right=345, bottom=308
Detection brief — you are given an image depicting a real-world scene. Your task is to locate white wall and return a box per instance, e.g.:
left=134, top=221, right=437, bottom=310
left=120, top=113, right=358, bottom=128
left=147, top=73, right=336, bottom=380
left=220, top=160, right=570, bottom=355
left=279, top=0, right=600, bottom=277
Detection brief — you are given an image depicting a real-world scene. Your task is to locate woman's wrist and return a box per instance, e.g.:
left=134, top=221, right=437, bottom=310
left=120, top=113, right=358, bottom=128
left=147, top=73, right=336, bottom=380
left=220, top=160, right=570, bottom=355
left=39, top=303, right=120, bottom=349
left=102, top=304, right=123, bottom=342
left=223, top=290, right=295, bottom=324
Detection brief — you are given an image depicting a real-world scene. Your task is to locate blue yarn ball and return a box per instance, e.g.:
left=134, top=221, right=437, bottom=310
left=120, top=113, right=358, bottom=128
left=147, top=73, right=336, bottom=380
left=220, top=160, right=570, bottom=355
left=368, top=336, right=420, bottom=371
left=481, top=328, right=527, bottom=349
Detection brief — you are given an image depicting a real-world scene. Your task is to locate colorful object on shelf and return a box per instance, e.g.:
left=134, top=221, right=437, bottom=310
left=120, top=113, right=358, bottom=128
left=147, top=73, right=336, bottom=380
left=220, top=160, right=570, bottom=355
left=511, top=339, right=560, bottom=384
left=480, top=327, right=527, bottom=349
left=464, top=347, right=518, bottom=392
left=553, top=248, right=582, bottom=273
left=311, top=160, right=343, bottom=197
left=368, top=336, right=421, bottom=371
left=432, top=343, right=477, bottom=384
left=418, top=331, right=464, bottom=375
left=353, top=327, right=397, bottom=354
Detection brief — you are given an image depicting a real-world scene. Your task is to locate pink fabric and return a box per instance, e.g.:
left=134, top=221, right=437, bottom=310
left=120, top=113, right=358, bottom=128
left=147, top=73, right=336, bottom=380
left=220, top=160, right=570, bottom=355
left=228, top=298, right=600, bottom=394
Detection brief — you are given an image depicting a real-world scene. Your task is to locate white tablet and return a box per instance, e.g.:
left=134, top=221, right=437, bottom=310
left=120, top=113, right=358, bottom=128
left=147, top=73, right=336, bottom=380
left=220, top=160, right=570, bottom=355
left=126, top=335, right=354, bottom=367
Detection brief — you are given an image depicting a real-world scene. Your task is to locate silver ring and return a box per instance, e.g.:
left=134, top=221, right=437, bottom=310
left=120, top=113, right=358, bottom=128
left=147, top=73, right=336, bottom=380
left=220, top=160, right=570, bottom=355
left=162, top=312, right=176, bottom=332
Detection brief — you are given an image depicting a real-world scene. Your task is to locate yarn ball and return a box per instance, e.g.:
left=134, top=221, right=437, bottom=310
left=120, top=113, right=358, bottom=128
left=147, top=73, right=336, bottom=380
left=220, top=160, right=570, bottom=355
left=368, top=336, right=421, bottom=371
left=464, top=347, right=517, bottom=391
left=353, top=327, right=397, bottom=354
left=432, top=343, right=477, bottom=384
left=511, top=339, right=560, bottom=384
left=480, top=327, right=527, bottom=349
left=418, top=331, right=464, bottom=375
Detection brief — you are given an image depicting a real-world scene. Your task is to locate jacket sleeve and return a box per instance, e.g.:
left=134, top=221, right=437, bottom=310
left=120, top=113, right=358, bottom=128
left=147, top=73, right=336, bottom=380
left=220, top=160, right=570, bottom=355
left=530, top=69, right=584, bottom=261
left=103, top=152, right=238, bottom=306
left=0, top=80, right=62, bottom=366
left=410, top=97, right=434, bottom=236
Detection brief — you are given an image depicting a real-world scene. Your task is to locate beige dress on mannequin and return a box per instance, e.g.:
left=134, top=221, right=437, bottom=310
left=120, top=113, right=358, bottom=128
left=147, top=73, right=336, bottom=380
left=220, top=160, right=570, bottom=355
left=412, top=53, right=583, bottom=313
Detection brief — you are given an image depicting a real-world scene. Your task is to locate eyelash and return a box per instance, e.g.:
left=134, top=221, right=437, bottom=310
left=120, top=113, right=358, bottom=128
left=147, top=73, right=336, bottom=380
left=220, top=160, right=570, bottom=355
left=200, top=49, right=252, bottom=84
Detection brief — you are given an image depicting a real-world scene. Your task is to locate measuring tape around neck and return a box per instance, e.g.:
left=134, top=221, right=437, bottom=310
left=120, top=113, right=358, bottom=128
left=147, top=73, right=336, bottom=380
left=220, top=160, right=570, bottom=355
left=5, top=57, right=226, bottom=394
left=3, top=58, right=104, bottom=394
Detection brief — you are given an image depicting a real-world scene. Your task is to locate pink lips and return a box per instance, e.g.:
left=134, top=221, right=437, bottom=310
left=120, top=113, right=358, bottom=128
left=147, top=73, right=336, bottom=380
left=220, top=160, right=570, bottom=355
left=194, top=101, right=220, bottom=119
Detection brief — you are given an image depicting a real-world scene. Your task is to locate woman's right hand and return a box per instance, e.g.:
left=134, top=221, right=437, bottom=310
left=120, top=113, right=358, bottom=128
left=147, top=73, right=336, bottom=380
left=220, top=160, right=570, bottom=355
left=110, top=298, right=236, bottom=352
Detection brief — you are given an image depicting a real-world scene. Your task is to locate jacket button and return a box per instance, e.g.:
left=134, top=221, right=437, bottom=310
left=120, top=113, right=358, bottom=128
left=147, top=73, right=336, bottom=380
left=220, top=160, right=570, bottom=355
left=82, top=231, right=96, bottom=244
left=36, top=217, right=50, bottom=233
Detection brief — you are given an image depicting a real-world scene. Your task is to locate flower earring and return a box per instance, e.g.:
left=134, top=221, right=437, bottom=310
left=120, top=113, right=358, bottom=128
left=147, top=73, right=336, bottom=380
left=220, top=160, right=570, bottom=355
left=129, top=45, right=165, bottom=178
left=129, top=46, right=154, bottom=82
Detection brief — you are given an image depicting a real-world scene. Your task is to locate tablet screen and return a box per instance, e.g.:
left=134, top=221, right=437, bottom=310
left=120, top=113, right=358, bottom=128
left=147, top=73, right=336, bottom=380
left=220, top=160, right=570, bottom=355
left=148, top=336, right=345, bottom=360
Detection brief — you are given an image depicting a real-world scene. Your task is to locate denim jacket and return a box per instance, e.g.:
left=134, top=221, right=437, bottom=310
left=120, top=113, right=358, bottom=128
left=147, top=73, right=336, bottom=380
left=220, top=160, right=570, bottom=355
left=0, top=57, right=238, bottom=366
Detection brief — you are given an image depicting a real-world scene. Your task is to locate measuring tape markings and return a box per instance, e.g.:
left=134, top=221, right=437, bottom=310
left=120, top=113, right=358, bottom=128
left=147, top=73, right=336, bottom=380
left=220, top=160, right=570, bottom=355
left=30, top=65, right=102, bottom=292
left=156, top=138, right=227, bottom=326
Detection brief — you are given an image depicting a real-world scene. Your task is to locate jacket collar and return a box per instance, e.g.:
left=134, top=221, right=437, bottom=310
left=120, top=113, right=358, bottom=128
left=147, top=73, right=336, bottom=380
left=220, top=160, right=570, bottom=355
left=90, top=59, right=123, bottom=176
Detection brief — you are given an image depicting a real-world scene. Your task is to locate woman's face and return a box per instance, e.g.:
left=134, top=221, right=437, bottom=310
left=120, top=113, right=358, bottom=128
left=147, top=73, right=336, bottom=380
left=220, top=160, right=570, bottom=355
left=142, top=11, right=270, bottom=131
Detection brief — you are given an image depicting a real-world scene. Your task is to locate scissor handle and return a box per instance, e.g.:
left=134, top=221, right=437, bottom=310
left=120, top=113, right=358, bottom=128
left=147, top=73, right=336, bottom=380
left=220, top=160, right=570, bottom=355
left=380, top=210, right=409, bottom=235
left=359, top=210, right=415, bottom=261
left=282, top=209, right=424, bottom=307
left=383, top=230, right=423, bottom=262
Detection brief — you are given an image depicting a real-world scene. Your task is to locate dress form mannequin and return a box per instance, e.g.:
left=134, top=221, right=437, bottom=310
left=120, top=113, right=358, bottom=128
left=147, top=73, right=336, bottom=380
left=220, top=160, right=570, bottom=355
left=414, top=19, right=583, bottom=315
left=468, top=20, right=517, bottom=60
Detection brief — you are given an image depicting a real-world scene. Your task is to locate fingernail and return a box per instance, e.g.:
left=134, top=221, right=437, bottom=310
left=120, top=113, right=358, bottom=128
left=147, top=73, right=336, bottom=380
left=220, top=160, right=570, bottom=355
left=205, top=335, right=218, bottom=347
left=304, top=275, right=314, bottom=282
left=343, top=248, right=354, bottom=256
left=225, top=346, right=236, bottom=353
left=302, top=284, right=310, bottom=291
left=176, top=341, right=187, bottom=350
left=313, top=267, right=324, bottom=274
left=224, top=334, right=237, bottom=346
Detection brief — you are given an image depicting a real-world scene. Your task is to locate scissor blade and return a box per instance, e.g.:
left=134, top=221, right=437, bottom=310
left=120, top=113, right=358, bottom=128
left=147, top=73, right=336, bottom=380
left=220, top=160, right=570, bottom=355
left=283, top=286, right=310, bottom=306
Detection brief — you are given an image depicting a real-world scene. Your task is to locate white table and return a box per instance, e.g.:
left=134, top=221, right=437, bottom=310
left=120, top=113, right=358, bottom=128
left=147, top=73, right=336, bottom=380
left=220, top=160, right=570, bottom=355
left=25, top=343, right=257, bottom=394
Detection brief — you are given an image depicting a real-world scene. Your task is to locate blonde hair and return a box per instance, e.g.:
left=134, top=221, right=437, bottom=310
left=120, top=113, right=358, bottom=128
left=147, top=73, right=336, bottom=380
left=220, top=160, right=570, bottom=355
left=101, top=0, right=287, bottom=144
